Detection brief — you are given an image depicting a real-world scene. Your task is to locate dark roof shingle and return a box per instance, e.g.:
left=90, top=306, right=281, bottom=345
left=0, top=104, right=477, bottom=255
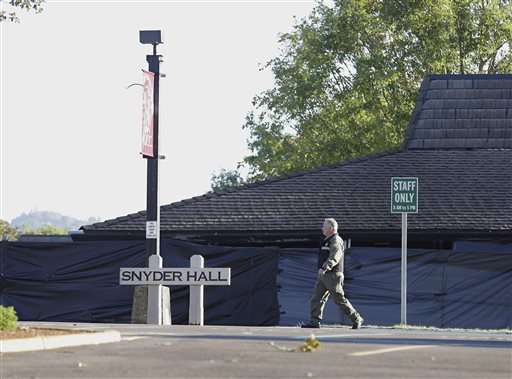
left=404, top=74, right=512, bottom=149
left=83, top=149, right=511, bottom=235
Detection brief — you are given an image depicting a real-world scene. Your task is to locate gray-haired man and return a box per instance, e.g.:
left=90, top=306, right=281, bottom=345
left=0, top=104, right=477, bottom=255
left=302, top=218, right=364, bottom=329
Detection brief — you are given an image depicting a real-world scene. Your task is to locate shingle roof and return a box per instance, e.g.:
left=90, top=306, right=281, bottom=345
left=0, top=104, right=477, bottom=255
left=404, top=74, right=512, bottom=149
left=82, top=148, right=511, bottom=235
left=82, top=75, right=512, bottom=238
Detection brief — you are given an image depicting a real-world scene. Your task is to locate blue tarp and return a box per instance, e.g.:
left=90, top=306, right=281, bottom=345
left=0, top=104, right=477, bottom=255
left=0, top=239, right=280, bottom=325
left=1, top=238, right=510, bottom=329
left=277, top=243, right=512, bottom=328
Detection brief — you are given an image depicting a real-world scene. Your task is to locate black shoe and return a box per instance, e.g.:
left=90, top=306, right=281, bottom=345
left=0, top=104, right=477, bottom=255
left=352, top=317, right=364, bottom=329
left=301, top=323, right=320, bottom=329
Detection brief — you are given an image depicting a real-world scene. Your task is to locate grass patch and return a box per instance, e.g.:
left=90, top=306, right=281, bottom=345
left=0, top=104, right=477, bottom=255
left=319, top=322, right=510, bottom=334
left=390, top=324, right=511, bottom=333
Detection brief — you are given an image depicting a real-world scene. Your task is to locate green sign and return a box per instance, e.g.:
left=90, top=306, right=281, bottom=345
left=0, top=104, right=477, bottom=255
left=391, top=177, right=418, bottom=213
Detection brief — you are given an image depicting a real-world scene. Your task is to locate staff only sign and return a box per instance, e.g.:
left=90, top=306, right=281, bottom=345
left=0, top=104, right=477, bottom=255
left=391, top=177, right=418, bottom=213
left=120, top=267, right=231, bottom=285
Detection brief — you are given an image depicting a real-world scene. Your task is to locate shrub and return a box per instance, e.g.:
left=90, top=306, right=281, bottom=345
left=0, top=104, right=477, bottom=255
left=0, top=305, right=18, bottom=331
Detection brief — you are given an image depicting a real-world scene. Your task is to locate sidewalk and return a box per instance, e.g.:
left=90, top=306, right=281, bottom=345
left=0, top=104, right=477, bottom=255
left=1, top=323, right=121, bottom=353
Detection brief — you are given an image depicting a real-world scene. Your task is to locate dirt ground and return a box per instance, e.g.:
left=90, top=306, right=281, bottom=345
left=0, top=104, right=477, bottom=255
left=1, top=327, right=91, bottom=340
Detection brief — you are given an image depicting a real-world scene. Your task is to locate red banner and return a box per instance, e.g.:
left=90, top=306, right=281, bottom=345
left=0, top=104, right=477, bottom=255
left=141, top=70, right=155, bottom=157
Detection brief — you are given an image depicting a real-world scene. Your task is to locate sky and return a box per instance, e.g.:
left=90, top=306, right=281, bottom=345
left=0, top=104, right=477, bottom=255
left=0, top=0, right=319, bottom=223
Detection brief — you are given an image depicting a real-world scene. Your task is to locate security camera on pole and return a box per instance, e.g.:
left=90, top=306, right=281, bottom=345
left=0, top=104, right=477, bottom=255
left=136, top=30, right=171, bottom=325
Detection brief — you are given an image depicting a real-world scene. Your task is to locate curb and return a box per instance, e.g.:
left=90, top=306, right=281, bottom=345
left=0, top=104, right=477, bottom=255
left=0, top=330, right=121, bottom=353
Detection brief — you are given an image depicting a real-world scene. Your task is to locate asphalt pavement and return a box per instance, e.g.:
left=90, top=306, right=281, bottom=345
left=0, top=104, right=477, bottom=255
left=1, top=322, right=511, bottom=379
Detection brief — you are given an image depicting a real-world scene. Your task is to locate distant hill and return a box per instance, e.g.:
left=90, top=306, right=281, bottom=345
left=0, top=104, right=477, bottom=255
left=11, top=211, right=101, bottom=231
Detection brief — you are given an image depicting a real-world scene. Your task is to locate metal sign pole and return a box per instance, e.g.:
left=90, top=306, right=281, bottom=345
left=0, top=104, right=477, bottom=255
left=145, top=51, right=161, bottom=262
left=401, top=212, right=407, bottom=325
left=392, top=177, right=417, bottom=326
left=146, top=43, right=162, bottom=325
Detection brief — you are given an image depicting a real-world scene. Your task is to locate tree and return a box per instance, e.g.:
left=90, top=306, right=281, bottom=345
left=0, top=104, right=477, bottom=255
left=16, top=223, right=69, bottom=236
left=0, top=220, right=69, bottom=241
left=210, top=168, right=244, bottom=192
left=0, top=0, right=44, bottom=22
left=0, top=220, right=18, bottom=241
left=212, top=0, right=512, bottom=187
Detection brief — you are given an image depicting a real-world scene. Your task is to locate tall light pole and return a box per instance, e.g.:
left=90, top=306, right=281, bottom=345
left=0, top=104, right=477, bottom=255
left=138, top=30, right=170, bottom=325
left=140, top=30, right=163, bottom=263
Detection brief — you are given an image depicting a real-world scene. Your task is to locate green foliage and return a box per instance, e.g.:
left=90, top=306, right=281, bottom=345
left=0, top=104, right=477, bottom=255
left=391, top=324, right=511, bottom=332
left=0, top=219, right=69, bottom=241
left=222, top=0, right=512, bottom=184
left=0, top=0, right=45, bottom=22
left=17, top=223, right=70, bottom=236
left=0, top=306, right=18, bottom=331
left=210, top=168, right=245, bottom=192
left=0, top=220, right=18, bottom=241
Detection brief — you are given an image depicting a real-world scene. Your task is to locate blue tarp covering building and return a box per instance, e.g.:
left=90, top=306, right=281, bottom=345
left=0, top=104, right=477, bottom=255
left=1, top=238, right=510, bottom=329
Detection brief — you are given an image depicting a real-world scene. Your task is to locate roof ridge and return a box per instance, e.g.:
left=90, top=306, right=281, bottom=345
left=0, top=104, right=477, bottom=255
left=403, top=76, right=431, bottom=149
left=427, top=74, right=512, bottom=80
left=80, top=210, right=146, bottom=230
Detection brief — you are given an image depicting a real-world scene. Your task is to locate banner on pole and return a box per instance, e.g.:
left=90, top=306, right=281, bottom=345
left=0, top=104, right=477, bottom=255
left=141, top=70, right=155, bottom=157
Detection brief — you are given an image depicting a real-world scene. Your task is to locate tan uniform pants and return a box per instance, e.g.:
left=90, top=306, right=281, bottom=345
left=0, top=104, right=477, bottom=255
left=310, top=271, right=360, bottom=326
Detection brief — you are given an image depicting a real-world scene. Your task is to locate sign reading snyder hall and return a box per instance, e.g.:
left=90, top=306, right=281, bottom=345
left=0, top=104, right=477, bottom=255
left=391, top=177, right=418, bottom=213
left=120, top=267, right=231, bottom=285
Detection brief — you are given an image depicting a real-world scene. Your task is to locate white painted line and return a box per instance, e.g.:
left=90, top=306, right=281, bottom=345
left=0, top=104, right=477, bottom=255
left=281, top=333, right=393, bottom=341
left=317, top=333, right=393, bottom=339
left=124, top=332, right=181, bottom=336
left=349, top=345, right=434, bottom=357
left=121, top=336, right=148, bottom=341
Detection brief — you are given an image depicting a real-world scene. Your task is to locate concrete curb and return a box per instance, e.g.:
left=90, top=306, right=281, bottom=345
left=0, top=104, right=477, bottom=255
left=0, top=330, right=121, bottom=353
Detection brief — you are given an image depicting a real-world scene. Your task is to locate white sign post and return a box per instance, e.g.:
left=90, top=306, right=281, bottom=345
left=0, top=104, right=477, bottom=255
left=146, top=254, right=166, bottom=325
left=391, top=177, right=418, bottom=325
left=189, top=255, right=205, bottom=325
left=120, top=255, right=231, bottom=326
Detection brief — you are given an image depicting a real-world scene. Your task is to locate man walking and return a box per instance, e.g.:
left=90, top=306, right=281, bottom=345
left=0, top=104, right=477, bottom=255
left=302, top=218, right=364, bottom=329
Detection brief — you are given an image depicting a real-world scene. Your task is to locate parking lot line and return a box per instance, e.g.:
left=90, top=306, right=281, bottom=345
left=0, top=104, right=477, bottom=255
left=315, top=333, right=393, bottom=339
left=349, top=345, right=434, bottom=357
